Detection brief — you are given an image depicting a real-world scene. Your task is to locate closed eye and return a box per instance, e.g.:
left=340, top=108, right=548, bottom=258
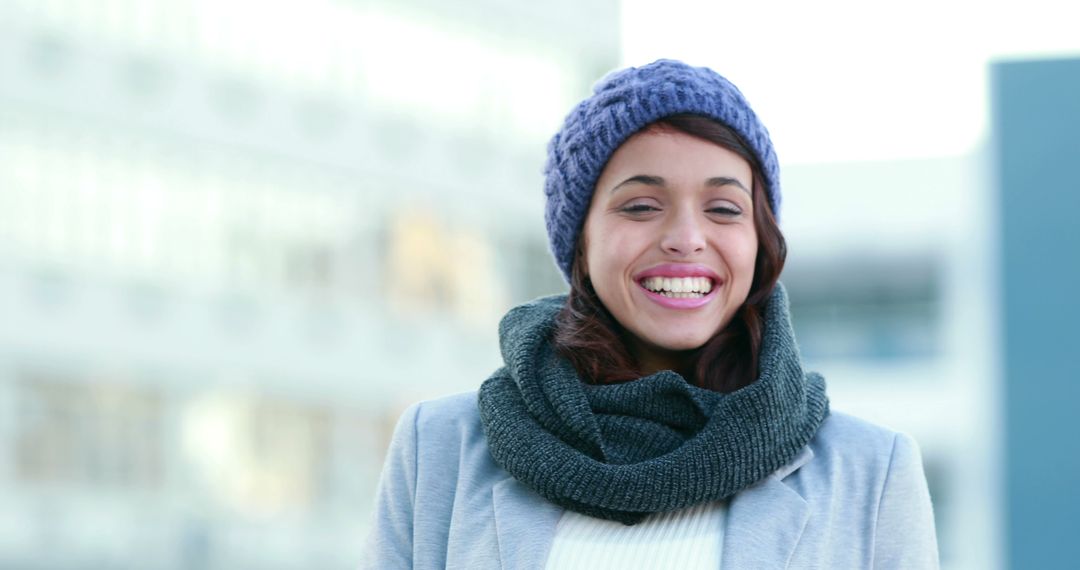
left=708, top=205, right=743, bottom=216
left=620, top=203, right=660, bottom=214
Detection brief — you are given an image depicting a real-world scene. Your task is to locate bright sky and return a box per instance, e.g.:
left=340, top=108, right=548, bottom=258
left=621, top=0, right=1080, bottom=163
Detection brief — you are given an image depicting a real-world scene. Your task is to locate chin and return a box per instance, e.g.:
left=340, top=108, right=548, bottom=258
left=647, top=333, right=713, bottom=353
left=645, top=317, right=730, bottom=351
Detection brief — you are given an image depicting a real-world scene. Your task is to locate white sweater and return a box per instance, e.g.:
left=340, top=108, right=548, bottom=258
left=544, top=501, right=728, bottom=569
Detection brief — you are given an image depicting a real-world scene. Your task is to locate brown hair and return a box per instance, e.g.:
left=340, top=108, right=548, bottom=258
left=552, top=114, right=787, bottom=393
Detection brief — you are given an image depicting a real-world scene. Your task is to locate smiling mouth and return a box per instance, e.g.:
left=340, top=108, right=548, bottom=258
left=638, top=276, right=715, bottom=299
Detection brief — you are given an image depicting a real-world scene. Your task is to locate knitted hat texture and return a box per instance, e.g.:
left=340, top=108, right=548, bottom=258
left=543, top=59, right=780, bottom=281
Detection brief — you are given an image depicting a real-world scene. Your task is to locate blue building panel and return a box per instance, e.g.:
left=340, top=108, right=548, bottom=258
left=993, top=56, right=1080, bottom=569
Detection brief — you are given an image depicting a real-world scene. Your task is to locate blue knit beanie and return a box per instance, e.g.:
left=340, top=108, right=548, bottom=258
left=543, top=59, right=780, bottom=282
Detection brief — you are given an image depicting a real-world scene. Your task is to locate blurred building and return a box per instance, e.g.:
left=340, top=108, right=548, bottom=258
left=0, top=1, right=616, bottom=568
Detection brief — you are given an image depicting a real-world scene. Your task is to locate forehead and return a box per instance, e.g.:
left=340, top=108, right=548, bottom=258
left=598, top=128, right=753, bottom=186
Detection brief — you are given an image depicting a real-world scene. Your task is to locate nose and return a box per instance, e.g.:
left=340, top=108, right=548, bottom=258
left=659, top=207, right=706, bottom=257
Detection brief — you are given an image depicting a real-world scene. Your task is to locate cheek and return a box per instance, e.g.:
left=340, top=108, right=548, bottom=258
left=739, top=236, right=759, bottom=269
left=583, top=224, right=648, bottom=314
left=584, top=219, right=636, bottom=276
left=724, top=230, right=759, bottom=284
left=585, top=240, right=623, bottom=293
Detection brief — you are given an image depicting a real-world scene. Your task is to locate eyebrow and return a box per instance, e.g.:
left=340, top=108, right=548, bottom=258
left=611, top=174, right=751, bottom=195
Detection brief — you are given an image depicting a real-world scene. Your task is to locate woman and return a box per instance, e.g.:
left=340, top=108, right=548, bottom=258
left=361, top=59, right=939, bottom=569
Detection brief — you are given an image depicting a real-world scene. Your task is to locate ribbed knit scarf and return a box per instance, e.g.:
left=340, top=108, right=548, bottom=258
left=478, top=283, right=829, bottom=525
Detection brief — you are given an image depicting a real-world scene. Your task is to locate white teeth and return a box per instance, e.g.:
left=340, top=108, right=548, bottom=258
left=658, top=291, right=701, bottom=299
left=640, top=275, right=715, bottom=294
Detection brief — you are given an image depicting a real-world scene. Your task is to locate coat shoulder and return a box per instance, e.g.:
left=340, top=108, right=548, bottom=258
left=408, top=390, right=488, bottom=464
left=814, top=410, right=902, bottom=451
left=800, top=409, right=922, bottom=487
left=413, top=390, right=481, bottom=431
left=796, top=412, right=940, bottom=568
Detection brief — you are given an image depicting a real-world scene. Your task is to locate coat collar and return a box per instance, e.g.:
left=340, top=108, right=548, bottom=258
left=720, top=445, right=814, bottom=568
left=491, top=445, right=815, bottom=569
left=492, top=476, right=563, bottom=569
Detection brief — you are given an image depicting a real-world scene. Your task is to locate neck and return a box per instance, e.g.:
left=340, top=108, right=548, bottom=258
left=629, top=338, right=694, bottom=378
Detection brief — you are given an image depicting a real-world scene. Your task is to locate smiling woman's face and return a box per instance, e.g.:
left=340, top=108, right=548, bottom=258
left=582, top=126, right=759, bottom=374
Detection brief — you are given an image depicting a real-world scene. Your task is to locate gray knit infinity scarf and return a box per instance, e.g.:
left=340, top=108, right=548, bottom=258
left=478, top=283, right=829, bottom=525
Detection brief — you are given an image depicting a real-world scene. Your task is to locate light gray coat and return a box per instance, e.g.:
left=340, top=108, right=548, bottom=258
left=359, top=391, right=939, bottom=569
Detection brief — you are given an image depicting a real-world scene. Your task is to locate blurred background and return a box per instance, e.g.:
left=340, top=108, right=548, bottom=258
left=1, top=0, right=1078, bottom=568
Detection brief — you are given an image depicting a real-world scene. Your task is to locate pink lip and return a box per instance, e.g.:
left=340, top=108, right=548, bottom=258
left=633, top=263, right=721, bottom=310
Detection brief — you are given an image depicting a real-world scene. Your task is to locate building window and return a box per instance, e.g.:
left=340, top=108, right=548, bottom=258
left=180, top=390, right=334, bottom=515
left=14, top=373, right=163, bottom=489
left=784, top=255, right=942, bottom=364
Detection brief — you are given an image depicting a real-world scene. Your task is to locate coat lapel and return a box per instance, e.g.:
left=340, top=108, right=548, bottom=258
left=721, top=446, right=814, bottom=569
left=492, top=477, right=563, bottom=570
